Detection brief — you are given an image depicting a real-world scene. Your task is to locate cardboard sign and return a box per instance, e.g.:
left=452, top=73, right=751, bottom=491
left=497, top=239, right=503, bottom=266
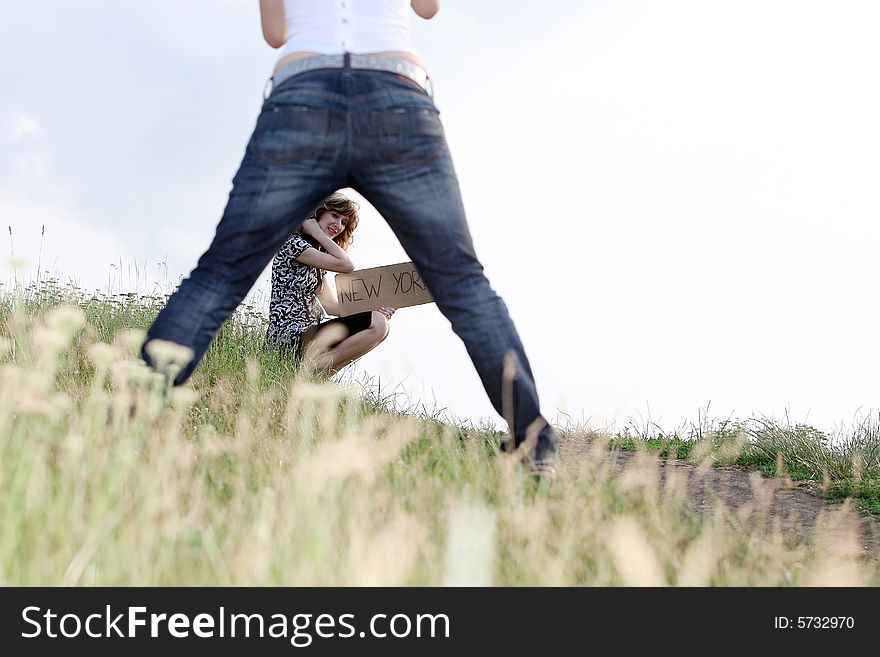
left=335, top=261, right=433, bottom=316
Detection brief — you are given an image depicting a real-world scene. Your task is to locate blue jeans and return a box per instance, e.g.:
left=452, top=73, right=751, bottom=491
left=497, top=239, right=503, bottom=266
left=143, top=62, right=556, bottom=462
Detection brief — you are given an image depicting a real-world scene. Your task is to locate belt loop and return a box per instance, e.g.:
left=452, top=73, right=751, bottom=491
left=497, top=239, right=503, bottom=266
left=343, top=51, right=351, bottom=69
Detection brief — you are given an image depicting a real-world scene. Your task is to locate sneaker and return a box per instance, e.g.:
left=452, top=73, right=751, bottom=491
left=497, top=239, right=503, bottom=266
left=527, top=454, right=558, bottom=483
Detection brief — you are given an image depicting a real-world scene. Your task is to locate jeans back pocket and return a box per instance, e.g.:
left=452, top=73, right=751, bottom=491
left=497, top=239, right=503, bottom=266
left=249, top=104, right=332, bottom=166
left=369, top=107, right=449, bottom=166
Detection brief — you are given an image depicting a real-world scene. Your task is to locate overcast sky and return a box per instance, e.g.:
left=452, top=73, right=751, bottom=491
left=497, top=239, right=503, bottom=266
left=3, top=1, right=880, bottom=434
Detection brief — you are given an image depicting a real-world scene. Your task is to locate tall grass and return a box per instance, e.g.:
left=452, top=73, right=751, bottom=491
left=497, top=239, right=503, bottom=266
left=1, top=282, right=878, bottom=585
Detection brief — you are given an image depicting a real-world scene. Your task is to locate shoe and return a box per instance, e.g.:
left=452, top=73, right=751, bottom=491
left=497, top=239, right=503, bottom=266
left=527, top=454, right=558, bottom=484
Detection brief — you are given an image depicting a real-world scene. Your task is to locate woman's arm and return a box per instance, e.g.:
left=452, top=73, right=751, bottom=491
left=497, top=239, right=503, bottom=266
left=295, top=219, right=356, bottom=273
left=259, top=0, right=287, bottom=48
left=315, top=280, right=341, bottom=316
left=411, top=0, right=440, bottom=19
left=316, top=282, right=396, bottom=319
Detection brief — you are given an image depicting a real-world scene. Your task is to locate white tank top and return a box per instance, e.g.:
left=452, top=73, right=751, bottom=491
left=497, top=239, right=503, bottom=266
left=278, top=0, right=420, bottom=60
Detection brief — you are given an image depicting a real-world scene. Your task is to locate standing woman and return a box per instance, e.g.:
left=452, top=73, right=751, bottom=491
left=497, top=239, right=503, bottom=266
left=142, top=0, right=558, bottom=476
left=266, top=192, right=395, bottom=374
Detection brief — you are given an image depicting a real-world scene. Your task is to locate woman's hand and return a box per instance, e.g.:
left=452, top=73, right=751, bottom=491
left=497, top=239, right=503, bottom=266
left=294, top=219, right=356, bottom=273
left=378, top=307, right=396, bottom=320
left=300, top=217, right=321, bottom=238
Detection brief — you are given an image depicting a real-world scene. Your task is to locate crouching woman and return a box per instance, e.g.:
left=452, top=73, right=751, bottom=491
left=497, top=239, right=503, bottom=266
left=266, top=193, right=395, bottom=374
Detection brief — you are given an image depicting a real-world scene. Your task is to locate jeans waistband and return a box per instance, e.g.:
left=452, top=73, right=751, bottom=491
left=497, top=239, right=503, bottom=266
left=267, top=53, right=433, bottom=97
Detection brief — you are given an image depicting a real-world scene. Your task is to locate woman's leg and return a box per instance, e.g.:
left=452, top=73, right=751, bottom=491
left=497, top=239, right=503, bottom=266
left=141, top=75, right=348, bottom=384
left=301, top=311, right=390, bottom=375
left=349, top=75, right=557, bottom=470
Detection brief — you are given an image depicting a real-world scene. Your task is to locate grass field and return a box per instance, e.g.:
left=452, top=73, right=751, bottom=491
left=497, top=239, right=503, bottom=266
left=2, top=280, right=878, bottom=585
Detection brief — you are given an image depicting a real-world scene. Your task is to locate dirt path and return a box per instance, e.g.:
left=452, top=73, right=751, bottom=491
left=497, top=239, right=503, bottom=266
left=560, top=443, right=880, bottom=559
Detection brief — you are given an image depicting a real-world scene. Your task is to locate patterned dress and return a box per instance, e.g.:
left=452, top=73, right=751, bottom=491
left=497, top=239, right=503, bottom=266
left=265, top=233, right=326, bottom=351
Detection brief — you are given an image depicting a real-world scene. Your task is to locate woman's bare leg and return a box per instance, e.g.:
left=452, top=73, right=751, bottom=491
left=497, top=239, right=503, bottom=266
left=301, top=311, right=390, bottom=375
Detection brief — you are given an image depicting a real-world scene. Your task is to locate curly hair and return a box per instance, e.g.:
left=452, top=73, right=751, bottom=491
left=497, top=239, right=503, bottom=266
left=299, top=192, right=360, bottom=252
